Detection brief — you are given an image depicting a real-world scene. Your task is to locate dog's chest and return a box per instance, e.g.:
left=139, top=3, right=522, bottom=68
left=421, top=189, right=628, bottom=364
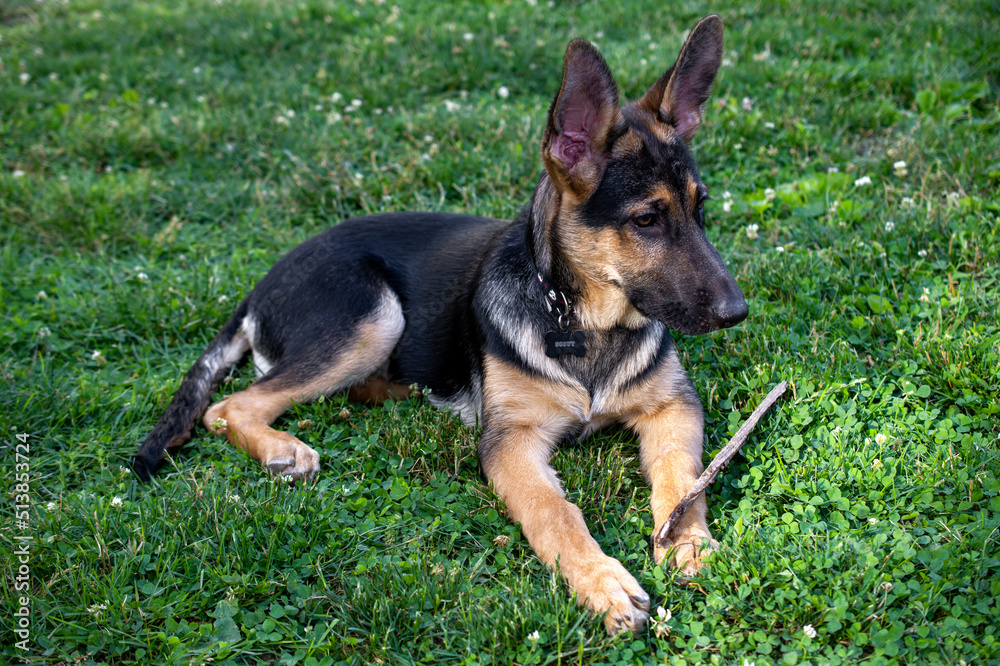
left=553, top=322, right=670, bottom=420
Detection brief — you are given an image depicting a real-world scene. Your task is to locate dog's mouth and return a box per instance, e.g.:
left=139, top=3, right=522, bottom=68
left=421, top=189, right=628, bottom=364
left=635, top=299, right=747, bottom=336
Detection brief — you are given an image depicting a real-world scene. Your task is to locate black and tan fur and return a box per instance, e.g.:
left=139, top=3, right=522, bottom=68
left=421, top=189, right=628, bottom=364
left=134, top=16, right=747, bottom=634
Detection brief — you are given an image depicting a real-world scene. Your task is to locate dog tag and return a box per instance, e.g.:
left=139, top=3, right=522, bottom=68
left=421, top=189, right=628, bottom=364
left=544, top=330, right=586, bottom=358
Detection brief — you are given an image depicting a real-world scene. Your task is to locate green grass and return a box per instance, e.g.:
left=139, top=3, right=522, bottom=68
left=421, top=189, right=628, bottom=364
left=2, top=0, right=999, bottom=664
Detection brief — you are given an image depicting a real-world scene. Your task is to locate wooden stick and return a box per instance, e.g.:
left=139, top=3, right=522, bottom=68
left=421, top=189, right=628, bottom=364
left=655, top=381, right=788, bottom=549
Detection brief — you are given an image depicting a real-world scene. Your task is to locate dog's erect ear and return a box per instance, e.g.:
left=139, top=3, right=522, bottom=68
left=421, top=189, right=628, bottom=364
left=542, top=39, right=620, bottom=199
left=639, top=15, right=724, bottom=142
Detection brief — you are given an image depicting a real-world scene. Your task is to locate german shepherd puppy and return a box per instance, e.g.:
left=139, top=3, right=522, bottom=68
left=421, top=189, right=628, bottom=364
left=134, top=15, right=746, bottom=634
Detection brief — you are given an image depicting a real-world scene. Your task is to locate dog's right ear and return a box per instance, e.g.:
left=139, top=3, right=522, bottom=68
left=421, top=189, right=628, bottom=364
left=542, top=39, right=620, bottom=200
left=638, top=15, right=724, bottom=142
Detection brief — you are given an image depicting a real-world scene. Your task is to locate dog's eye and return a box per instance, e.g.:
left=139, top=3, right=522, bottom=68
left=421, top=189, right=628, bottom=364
left=695, top=196, right=709, bottom=227
left=633, top=213, right=656, bottom=228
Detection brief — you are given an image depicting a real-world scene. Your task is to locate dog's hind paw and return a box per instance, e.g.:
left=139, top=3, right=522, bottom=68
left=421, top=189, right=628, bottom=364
left=572, top=556, right=650, bottom=635
left=263, top=442, right=320, bottom=482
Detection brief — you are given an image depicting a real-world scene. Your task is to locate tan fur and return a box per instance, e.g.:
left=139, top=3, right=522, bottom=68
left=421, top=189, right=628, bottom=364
left=625, top=363, right=716, bottom=572
left=204, top=305, right=404, bottom=479
left=557, top=209, right=648, bottom=330
left=687, top=177, right=701, bottom=207
left=348, top=376, right=413, bottom=404
left=611, top=128, right=644, bottom=158
left=480, top=356, right=650, bottom=633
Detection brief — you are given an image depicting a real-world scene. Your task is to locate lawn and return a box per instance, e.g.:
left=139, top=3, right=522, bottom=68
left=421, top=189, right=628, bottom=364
left=1, top=0, right=998, bottom=664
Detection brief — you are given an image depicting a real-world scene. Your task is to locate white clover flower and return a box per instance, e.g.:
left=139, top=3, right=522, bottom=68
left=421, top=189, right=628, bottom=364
left=764, top=121, right=775, bottom=129
left=111, top=496, right=123, bottom=508
left=211, top=417, right=228, bottom=431
left=331, top=92, right=343, bottom=103
left=745, top=223, right=759, bottom=239
left=764, top=188, right=776, bottom=202
left=423, top=134, right=434, bottom=143
left=893, top=160, right=907, bottom=176
left=722, top=190, right=732, bottom=200
left=901, top=197, right=915, bottom=208
left=875, top=432, right=887, bottom=445
left=743, top=660, right=756, bottom=666
left=90, top=350, right=106, bottom=363
left=919, top=287, right=931, bottom=303
left=47, top=501, right=57, bottom=511
left=741, top=96, right=753, bottom=111
left=136, top=272, right=149, bottom=281
left=776, top=246, right=784, bottom=252
left=829, top=200, right=840, bottom=215
left=871, top=459, right=884, bottom=470
left=722, top=57, right=733, bottom=67
left=463, top=32, right=474, bottom=41
left=917, top=249, right=928, bottom=258
left=650, top=606, right=672, bottom=638
left=229, top=494, right=240, bottom=502
left=869, top=517, right=878, bottom=525
left=527, top=630, right=540, bottom=643
left=326, top=112, right=342, bottom=124
left=38, top=326, right=52, bottom=338
left=803, top=624, right=817, bottom=638
left=443, top=100, right=461, bottom=112
left=854, top=175, right=872, bottom=187
left=497, top=86, right=510, bottom=99
left=350, top=99, right=362, bottom=109
left=13, top=169, right=25, bottom=178
left=20, top=72, right=30, bottom=84
left=884, top=221, right=895, bottom=232
left=827, top=166, right=839, bottom=173
left=722, top=200, right=732, bottom=213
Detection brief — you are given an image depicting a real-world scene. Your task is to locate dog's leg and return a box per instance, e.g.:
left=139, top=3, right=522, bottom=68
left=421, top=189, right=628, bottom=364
left=204, top=384, right=321, bottom=479
left=480, top=358, right=650, bottom=634
left=205, top=290, right=405, bottom=479
left=481, top=423, right=650, bottom=634
left=632, top=389, right=718, bottom=573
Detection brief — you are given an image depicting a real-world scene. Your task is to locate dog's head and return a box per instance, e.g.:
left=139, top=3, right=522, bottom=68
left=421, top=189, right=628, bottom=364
left=536, top=16, right=747, bottom=335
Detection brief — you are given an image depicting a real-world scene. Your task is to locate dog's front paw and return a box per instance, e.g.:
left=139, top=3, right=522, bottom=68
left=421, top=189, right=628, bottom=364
left=263, top=441, right=320, bottom=481
left=653, top=528, right=718, bottom=574
left=572, top=556, right=650, bottom=635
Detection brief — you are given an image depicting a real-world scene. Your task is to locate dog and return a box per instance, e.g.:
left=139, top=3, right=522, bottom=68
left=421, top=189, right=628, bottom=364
left=134, top=15, right=746, bottom=634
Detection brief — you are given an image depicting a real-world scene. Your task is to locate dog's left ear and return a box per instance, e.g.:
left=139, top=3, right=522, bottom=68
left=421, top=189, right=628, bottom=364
left=542, top=39, right=620, bottom=199
left=639, top=15, right=724, bottom=142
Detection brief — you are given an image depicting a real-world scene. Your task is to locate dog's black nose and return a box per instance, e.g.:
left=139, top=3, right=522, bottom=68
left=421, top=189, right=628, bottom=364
left=712, top=295, right=748, bottom=329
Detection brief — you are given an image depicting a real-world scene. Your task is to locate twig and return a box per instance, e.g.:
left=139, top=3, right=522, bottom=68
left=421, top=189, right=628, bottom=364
left=655, top=381, right=788, bottom=549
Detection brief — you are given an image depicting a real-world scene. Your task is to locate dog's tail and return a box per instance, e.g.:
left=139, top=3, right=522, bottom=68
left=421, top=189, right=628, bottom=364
left=133, top=299, right=251, bottom=481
